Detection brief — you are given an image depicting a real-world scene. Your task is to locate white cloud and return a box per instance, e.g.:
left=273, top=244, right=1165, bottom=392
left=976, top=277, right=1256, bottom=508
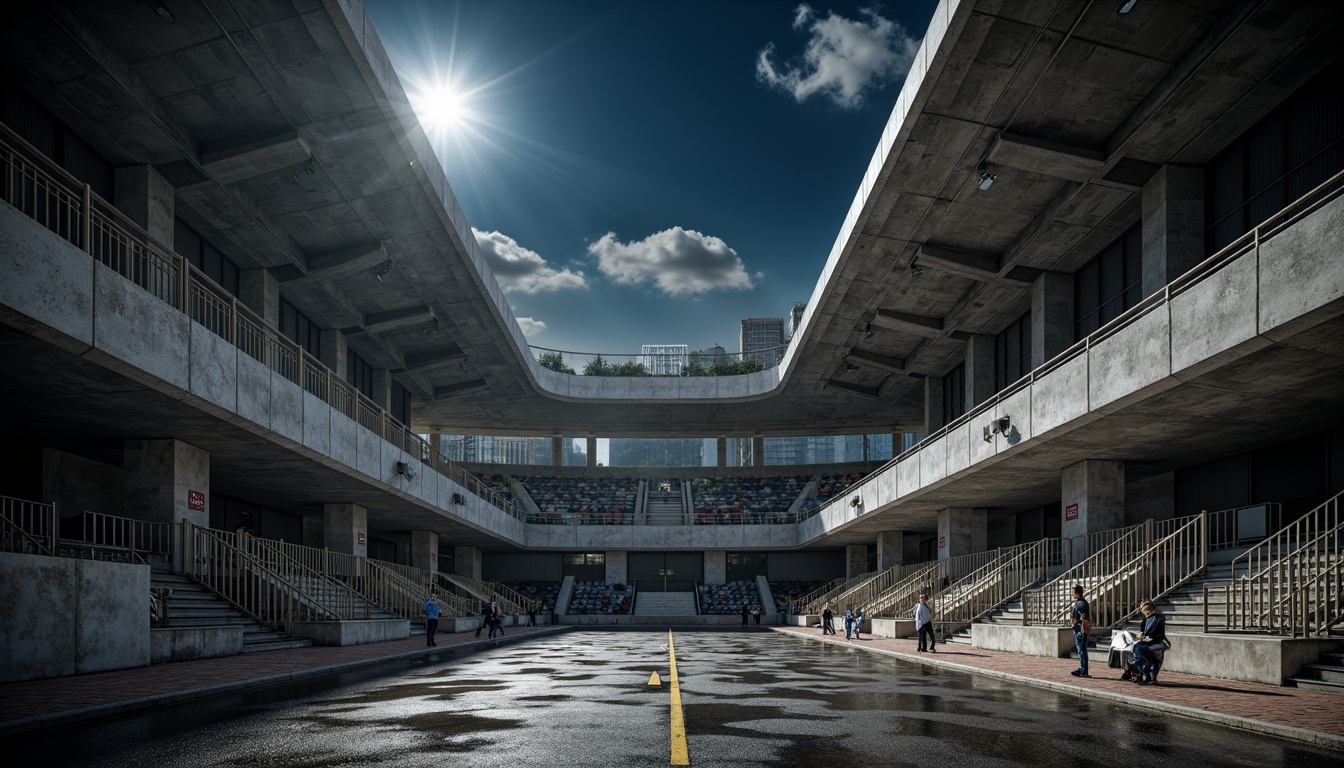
left=473, top=228, right=587, bottom=294
left=587, top=227, right=755, bottom=296
left=515, top=316, right=546, bottom=336
left=757, top=3, right=920, bottom=108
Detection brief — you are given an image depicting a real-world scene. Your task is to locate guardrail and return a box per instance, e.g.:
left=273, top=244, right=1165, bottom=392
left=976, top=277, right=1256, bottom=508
left=529, top=343, right=790, bottom=377
left=201, top=527, right=371, bottom=621
left=184, top=526, right=305, bottom=634
left=1204, top=491, right=1342, bottom=637
left=74, top=511, right=175, bottom=559
left=804, top=166, right=1344, bottom=525
left=794, top=578, right=845, bottom=613
left=0, top=121, right=522, bottom=525
left=932, top=540, right=1062, bottom=635
left=438, top=572, right=525, bottom=614
left=856, top=562, right=941, bottom=618
left=0, top=495, right=57, bottom=556
left=802, top=571, right=877, bottom=615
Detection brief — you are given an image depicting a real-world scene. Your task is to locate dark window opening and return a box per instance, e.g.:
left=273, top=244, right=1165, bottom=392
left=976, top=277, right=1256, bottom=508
left=1075, top=225, right=1142, bottom=339
left=347, top=350, right=374, bottom=400
left=942, top=363, right=966, bottom=425
left=279, top=297, right=321, bottom=357
left=994, top=311, right=1032, bottom=391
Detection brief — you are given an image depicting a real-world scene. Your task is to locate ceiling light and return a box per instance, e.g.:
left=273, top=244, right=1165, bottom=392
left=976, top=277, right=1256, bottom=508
left=863, top=324, right=876, bottom=341
left=148, top=0, right=176, bottom=24
left=374, top=261, right=392, bottom=283
left=1117, top=0, right=1138, bottom=13
left=978, top=170, right=997, bottom=190
left=910, top=258, right=923, bottom=279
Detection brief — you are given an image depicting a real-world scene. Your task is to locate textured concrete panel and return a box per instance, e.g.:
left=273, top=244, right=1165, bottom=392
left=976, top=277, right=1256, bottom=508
left=235, top=353, right=272, bottom=429
left=93, top=262, right=191, bottom=392
left=897, top=455, right=921, bottom=499
left=919, top=437, right=948, bottom=486
left=270, top=371, right=304, bottom=443
left=301, top=391, right=331, bottom=456
left=1162, top=633, right=1340, bottom=686
left=329, top=411, right=358, bottom=467
left=150, top=626, right=243, bottom=663
left=996, top=387, right=1032, bottom=452
left=1257, top=194, right=1344, bottom=340
left=1032, top=355, right=1088, bottom=435
left=355, top=425, right=381, bottom=479
left=1089, top=308, right=1172, bottom=411
left=1170, top=253, right=1266, bottom=377
left=946, top=420, right=972, bottom=475
left=966, top=413, right=995, bottom=467
left=80, top=557, right=150, bottom=673
left=188, top=323, right=237, bottom=413
left=605, top=550, right=629, bottom=584
left=0, top=204, right=94, bottom=348
left=972, top=623, right=1072, bottom=657
left=291, top=619, right=409, bottom=646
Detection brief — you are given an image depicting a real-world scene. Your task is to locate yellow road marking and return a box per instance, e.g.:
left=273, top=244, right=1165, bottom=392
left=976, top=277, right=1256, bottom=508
left=668, top=630, right=689, bottom=765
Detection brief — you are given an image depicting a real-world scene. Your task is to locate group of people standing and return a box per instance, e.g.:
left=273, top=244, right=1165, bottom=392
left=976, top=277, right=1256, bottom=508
left=818, top=604, right=866, bottom=640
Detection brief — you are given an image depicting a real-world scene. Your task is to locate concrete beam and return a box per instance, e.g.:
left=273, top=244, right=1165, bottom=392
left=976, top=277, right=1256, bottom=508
left=365, top=305, right=432, bottom=333
left=872, top=309, right=943, bottom=336
left=917, top=244, right=1001, bottom=282
left=433, top=379, right=489, bottom=399
left=306, top=243, right=387, bottom=283
left=824, top=379, right=881, bottom=399
left=987, top=132, right=1105, bottom=183
left=201, top=131, right=312, bottom=186
left=405, top=347, right=467, bottom=373
left=845, top=349, right=906, bottom=375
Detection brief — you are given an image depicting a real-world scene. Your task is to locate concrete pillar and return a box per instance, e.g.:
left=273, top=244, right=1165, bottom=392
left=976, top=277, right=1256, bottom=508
left=876, top=531, right=907, bottom=571
left=605, top=550, right=628, bottom=584
left=1141, top=165, right=1204, bottom=298
left=453, top=546, right=482, bottom=580
left=323, top=503, right=367, bottom=557
left=751, top=435, right=765, bottom=467
left=319, top=329, right=347, bottom=379
left=1031, top=271, right=1074, bottom=367
left=965, top=334, right=995, bottom=407
left=550, top=436, right=563, bottom=467
left=115, top=164, right=174, bottom=245
left=845, top=544, right=868, bottom=578
left=585, top=436, right=597, bottom=467
left=123, top=439, right=209, bottom=571
left=937, top=507, right=987, bottom=561
left=371, top=369, right=392, bottom=412
left=1061, top=459, right=1126, bottom=561
left=704, top=550, right=727, bottom=583
left=410, top=530, right=439, bottom=576
left=238, top=269, right=280, bottom=328
left=716, top=437, right=727, bottom=467
left=429, top=433, right=442, bottom=459
left=924, top=376, right=945, bottom=434
left=301, top=517, right=324, bottom=549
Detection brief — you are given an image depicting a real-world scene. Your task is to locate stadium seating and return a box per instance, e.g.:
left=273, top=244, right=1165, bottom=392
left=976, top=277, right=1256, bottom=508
left=523, top=477, right=638, bottom=525
left=567, top=581, right=634, bottom=614
left=691, top=476, right=808, bottom=524
left=506, top=582, right=562, bottom=613
left=698, top=581, right=762, bottom=614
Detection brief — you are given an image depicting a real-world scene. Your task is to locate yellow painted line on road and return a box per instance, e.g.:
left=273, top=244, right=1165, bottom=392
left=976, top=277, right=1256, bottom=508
left=668, top=630, right=689, bottom=766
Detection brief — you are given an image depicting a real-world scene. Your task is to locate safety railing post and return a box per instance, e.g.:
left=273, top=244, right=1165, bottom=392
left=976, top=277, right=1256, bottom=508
left=81, top=183, right=91, bottom=255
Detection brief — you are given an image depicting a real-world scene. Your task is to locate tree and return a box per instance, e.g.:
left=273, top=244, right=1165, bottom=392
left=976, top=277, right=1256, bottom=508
left=608, top=361, right=650, bottom=377
left=708, top=358, right=764, bottom=376
left=538, top=351, right=575, bottom=374
left=582, top=355, right=609, bottom=376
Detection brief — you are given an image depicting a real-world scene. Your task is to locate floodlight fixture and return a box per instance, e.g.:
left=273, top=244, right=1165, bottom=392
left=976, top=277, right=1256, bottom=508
left=1117, top=0, right=1138, bottom=13
left=910, top=258, right=924, bottom=279
left=374, top=260, right=392, bottom=283
left=978, top=170, right=997, bottom=190
left=863, top=324, right=876, bottom=341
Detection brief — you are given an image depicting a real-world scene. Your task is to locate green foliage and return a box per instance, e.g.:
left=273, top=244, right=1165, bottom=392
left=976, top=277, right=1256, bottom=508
left=581, top=355, right=650, bottom=376
left=582, top=355, right=608, bottom=376
left=707, top=358, right=764, bottom=376
left=538, top=351, right=575, bottom=374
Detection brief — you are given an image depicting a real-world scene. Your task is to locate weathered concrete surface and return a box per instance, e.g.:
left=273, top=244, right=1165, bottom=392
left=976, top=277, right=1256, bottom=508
left=1163, top=633, right=1341, bottom=686
left=869, top=618, right=917, bottom=639
left=323, top=503, right=367, bottom=558
left=453, top=546, right=482, bottom=580
left=42, top=446, right=123, bottom=519
left=90, top=262, right=192, bottom=393
left=1257, top=192, right=1344, bottom=340
left=972, top=623, right=1073, bottom=657
left=290, top=619, right=410, bottom=646
left=937, top=507, right=986, bottom=560
left=604, top=550, right=629, bottom=584
left=150, top=625, right=243, bottom=663
left=123, top=439, right=210, bottom=553
left=0, top=204, right=94, bottom=350
left=1061, top=459, right=1125, bottom=561
left=0, top=552, right=149, bottom=682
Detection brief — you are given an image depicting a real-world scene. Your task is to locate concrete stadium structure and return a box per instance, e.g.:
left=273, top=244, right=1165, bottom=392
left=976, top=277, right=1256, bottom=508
left=1, top=0, right=1342, bottom=691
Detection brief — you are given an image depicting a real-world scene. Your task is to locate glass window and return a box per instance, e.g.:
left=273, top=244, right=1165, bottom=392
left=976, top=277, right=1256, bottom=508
left=279, top=297, right=320, bottom=357
left=347, top=351, right=374, bottom=399
left=994, top=311, right=1032, bottom=392
left=1074, top=224, right=1142, bottom=340
left=942, top=363, right=966, bottom=425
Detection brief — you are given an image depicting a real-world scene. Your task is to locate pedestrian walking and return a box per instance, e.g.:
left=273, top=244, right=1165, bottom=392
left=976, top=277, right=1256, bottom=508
left=527, top=602, right=538, bottom=627
left=852, top=607, right=865, bottom=640
left=821, top=604, right=835, bottom=635
left=476, top=601, right=490, bottom=638
left=424, top=594, right=439, bottom=647
left=488, top=600, right=504, bottom=639
left=740, top=602, right=750, bottom=626
left=914, top=594, right=936, bottom=652
left=1070, top=585, right=1091, bottom=678
left=843, top=608, right=855, bottom=640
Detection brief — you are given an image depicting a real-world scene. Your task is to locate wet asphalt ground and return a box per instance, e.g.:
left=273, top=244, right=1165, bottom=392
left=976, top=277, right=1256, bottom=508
left=5, top=629, right=1340, bottom=767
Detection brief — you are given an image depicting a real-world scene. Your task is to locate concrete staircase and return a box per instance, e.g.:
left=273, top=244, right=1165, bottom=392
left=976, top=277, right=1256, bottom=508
left=636, top=592, right=697, bottom=616
left=153, top=572, right=312, bottom=653
left=645, top=484, right=686, bottom=525
left=1287, top=646, right=1344, bottom=694
left=943, top=598, right=1026, bottom=646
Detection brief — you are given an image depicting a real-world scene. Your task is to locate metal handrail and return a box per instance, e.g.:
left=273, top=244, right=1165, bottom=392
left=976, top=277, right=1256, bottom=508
left=794, top=578, right=845, bottom=612
left=529, top=342, right=792, bottom=376
left=0, top=513, right=53, bottom=556
left=76, top=511, right=175, bottom=558
left=1026, top=523, right=1154, bottom=627
left=0, top=120, right=521, bottom=525
left=213, top=529, right=370, bottom=620
left=184, top=525, right=301, bottom=633
left=802, top=571, right=877, bottom=615
left=0, top=495, right=58, bottom=555
left=438, top=572, right=524, bottom=613
left=933, top=539, right=1061, bottom=635
left=804, top=166, right=1344, bottom=524
left=866, top=561, right=942, bottom=618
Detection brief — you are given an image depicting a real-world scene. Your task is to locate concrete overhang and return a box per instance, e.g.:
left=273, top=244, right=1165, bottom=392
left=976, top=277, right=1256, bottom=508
left=986, top=132, right=1106, bottom=183
left=201, top=132, right=313, bottom=186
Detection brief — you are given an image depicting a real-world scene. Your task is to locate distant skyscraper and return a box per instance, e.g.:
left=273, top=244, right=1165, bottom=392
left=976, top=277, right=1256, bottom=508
left=789, top=301, right=806, bottom=340
left=438, top=435, right=542, bottom=464
left=691, top=344, right=728, bottom=366
left=740, top=317, right=785, bottom=367
left=641, top=344, right=688, bottom=376
left=608, top=438, right=704, bottom=467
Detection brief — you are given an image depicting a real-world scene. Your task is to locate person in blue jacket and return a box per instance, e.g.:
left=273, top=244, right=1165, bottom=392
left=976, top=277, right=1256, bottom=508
left=424, top=594, right=440, bottom=647
left=843, top=608, right=855, bottom=640
left=1132, top=600, right=1169, bottom=685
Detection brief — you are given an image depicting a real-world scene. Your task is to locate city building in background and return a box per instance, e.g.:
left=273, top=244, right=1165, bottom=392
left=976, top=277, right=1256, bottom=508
left=739, top=317, right=786, bottom=367
left=640, top=344, right=688, bottom=376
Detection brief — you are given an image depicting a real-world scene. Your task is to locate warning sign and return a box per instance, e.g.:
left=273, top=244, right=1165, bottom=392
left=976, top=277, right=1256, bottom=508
left=188, top=490, right=205, bottom=511
left=1065, top=503, right=1079, bottom=521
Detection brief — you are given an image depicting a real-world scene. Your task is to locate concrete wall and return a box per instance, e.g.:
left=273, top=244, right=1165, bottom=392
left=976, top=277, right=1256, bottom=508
left=151, top=625, right=242, bottom=663
left=605, top=550, right=628, bottom=584
left=704, top=550, right=726, bottom=583
left=42, top=446, right=123, bottom=518
left=1126, top=472, right=1175, bottom=525
left=971, top=624, right=1073, bottom=657
left=522, top=523, right=799, bottom=550
left=0, top=552, right=149, bottom=682
left=1162, top=633, right=1340, bottom=686
left=869, top=618, right=917, bottom=639
left=291, top=618, right=410, bottom=646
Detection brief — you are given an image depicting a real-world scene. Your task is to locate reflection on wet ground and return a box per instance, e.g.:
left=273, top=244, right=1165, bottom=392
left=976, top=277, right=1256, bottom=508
left=3, top=632, right=1340, bottom=767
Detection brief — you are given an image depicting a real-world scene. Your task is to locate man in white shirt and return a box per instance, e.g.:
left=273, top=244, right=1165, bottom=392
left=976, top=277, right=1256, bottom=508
left=914, top=594, right=936, bottom=653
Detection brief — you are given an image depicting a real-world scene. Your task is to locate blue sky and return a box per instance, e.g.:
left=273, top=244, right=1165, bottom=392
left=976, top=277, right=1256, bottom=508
left=364, top=0, right=938, bottom=355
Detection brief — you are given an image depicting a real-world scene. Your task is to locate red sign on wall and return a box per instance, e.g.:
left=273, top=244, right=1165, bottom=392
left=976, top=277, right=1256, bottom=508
left=357, top=532, right=366, bottom=546
left=430, top=552, right=437, bottom=564
left=938, top=535, right=946, bottom=549
left=1065, top=503, right=1080, bottom=521
left=188, top=490, right=205, bottom=511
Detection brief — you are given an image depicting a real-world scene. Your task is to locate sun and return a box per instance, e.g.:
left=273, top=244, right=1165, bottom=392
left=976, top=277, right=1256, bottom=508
left=416, top=84, right=468, bottom=131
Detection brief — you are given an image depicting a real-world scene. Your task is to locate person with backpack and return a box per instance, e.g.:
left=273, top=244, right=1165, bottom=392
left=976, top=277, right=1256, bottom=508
left=1070, top=585, right=1091, bottom=678
left=488, top=600, right=504, bottom=639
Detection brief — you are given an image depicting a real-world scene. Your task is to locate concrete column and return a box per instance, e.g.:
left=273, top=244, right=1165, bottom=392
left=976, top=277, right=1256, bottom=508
left=123, top=439, right=209, bottom=572
left=238, top=269, right=280, bottom=328
left=1031, top=271, right=1074, bottom=367
left=704, top=550, right=727, bottom=583
left=716, top=437, right=727, bottom=467
left=876, top=531, right=907, bottom=571
left=453, top=546, right=482, bottom=580
left=429, top=433, right=442, bottom=459
left=319, top=329, right=347, bottom=379
left=1141, top=164, right=1204, bottom=298
left=937, top=507, right=987, bottom=561
left=604, top=550, right=628, bottom=584
left=965, top=334, right=995, bottom=406
left=550, top=436, right=563, bottom=467
left=751, top=435, right=765, bottom=467
left=924, top=376, right=945, bottom=434
left=323, top=503, right=367, bottom=557
left=1061, top=459, right=1126, bottom=561
left=115, top=164, right=174, bottom=245
left=301, top=517, right=324, bottom=549
left=585, top=436, right=597, bottom=467
left=410, top=530, right=439, bottom=576
left=371, top=369, right=392, bottom=412
left=845, top=544, right=868, bottom=578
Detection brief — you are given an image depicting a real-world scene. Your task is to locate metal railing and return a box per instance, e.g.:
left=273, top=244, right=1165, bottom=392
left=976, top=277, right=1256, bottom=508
left=74, top=511, right=175, bottom=559
left=529, top=343, right=790, bottom=377
left=932, top=540, right=1063, bottom=635
left=794, top=578, right=845, bottom=613
left=857, top=562, right=941, bottom=618
left=0, top=121, right=521, bottom=525
left=437, top=572, right=525, bottom=614
left=803, top=166, right=1344, bottom=525
left=203, top=528, right=371, bottom=621
left=1205, top=491, right=1342, bottom=637
left=802, top=571, right=877, bottom=615
left=0, top=495, right=57, bottom=555
left=183, top=525, right=304, bottom=634
left=1027, top=522, right=1156, bottom=627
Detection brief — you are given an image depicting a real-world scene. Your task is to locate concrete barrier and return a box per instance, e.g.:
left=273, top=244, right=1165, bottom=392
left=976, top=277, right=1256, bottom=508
left=151, top=626, right=243, bottom=663
left=291, top=619, right=410, bottom=646
left=1162, top=632, right=1342, bottom=686
left=558, top=615, right=775, bottom=626
left=972, top=624, right=1073, bottom=657
left=869, top=618, right=916, bottom=639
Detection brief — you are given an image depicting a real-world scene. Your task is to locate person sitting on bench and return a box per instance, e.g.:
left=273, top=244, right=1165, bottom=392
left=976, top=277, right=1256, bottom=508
left=1131, top=600, right=1170, bottom=686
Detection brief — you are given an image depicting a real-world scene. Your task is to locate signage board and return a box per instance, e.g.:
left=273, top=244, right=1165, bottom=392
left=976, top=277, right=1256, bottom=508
left=188, top=490, right=205, bottom=511
left=1065, top=503, right=1080, bottom=521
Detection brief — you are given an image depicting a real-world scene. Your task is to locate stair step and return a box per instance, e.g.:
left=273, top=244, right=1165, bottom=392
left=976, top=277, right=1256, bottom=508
left=1302, top=664, right=1344, bottom=684
left=1288, top=677, right=1344, bottom=695
left=241, top=638, right=313, bottom=653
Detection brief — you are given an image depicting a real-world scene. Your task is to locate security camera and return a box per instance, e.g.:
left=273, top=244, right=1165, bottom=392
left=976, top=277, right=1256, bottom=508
left=849, top=495, right=861, bottom=508
left=396, top=461, right=416, bottom=479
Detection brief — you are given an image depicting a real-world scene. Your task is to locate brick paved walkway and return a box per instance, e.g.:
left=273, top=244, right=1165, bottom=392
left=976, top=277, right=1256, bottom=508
left=774, top=626, right=1344, bottom=750
left=0, top=625, right=564, bottom=735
